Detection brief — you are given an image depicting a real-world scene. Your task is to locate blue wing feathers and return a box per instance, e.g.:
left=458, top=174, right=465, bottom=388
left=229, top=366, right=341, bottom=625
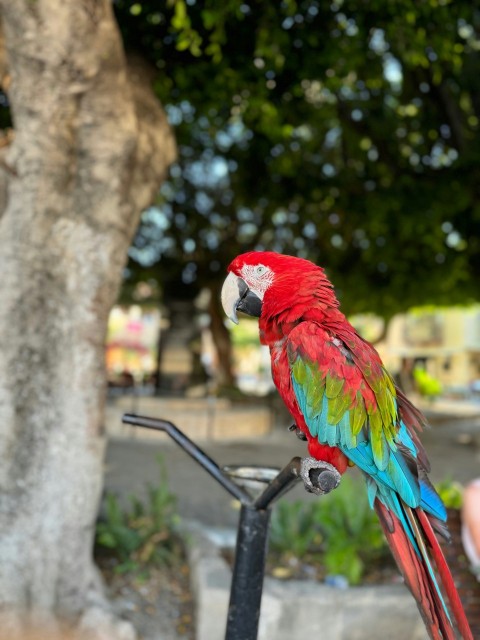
left=386, top=452, right=420, bottom=508
left=366, top=477, right=378, bottom=509
left=398, top=420, right=418, bottom=458
left=420, top=480, right=447, bottom=522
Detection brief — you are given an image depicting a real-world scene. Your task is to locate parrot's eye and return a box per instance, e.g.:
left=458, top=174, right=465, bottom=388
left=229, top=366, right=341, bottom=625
left=239, top=263, right=273, bottom=298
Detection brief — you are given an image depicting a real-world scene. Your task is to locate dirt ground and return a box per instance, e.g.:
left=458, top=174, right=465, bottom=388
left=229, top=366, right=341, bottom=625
left=99, top=555, right=194, bottom=640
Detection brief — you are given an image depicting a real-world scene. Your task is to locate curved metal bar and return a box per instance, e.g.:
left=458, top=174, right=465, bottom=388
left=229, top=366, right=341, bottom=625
left=122, top=413, right=251, bottom=505
left=253, top=456, right=302, bottom=510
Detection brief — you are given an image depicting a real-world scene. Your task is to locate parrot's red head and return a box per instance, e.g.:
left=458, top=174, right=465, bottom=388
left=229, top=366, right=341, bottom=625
left=221, top=251, right=339, bottom=324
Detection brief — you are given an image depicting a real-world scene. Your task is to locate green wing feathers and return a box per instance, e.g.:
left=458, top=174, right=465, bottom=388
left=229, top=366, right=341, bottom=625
left=288, top=322, right=399, bottom=471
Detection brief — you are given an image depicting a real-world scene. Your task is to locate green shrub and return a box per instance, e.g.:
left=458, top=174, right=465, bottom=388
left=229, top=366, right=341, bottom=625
left=269, top=500, right=323, bottom=558
left=314, top=475, right=388, bottom=584
left=435, top=478, right=464, bottom=510
left=269, top=475, right=390, bottom=585
left=96, top=456, right=182, bottom=573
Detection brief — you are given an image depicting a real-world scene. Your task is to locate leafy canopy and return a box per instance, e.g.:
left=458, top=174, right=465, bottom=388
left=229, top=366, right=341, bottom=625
left=115, top=0, right=480, bottom=317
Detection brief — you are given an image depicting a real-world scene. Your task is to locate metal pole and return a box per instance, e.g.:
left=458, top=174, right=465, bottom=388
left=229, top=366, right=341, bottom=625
left=225, top=504, right=271, bottom=640
left=122, top=413, right=339, bottom=640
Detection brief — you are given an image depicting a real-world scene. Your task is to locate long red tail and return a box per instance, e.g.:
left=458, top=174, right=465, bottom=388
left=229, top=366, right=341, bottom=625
left=375, top=500, right=473, bottom=640
left=416, top=509, right=473, bottom=640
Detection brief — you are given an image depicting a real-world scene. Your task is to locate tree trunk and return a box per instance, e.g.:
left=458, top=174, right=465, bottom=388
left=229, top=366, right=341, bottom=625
left=208, top=283, right=236, bottom=388
left=0, top=2, right=175, bottom=638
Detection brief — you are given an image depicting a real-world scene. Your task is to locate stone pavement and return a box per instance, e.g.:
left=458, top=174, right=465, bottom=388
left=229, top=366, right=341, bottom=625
left=104, top=402, right=480, bottom=528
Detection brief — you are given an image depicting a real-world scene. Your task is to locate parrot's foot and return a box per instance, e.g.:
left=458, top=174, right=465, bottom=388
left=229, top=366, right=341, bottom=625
left=288, top=424, right=307, bottom=441
left=300, top=458, right=341, bottom=495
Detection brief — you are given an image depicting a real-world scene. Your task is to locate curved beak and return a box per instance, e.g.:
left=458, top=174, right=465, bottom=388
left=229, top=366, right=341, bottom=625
left=221, top=272, right=262, bottom=324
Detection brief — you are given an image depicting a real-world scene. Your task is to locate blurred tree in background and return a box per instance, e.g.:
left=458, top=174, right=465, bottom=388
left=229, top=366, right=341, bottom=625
left=117, top=0, right=479, bottom=323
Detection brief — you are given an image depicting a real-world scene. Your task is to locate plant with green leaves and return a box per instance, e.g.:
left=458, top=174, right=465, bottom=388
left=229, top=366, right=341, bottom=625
left=314, top=475, right=390, bottom=585
left=269, top=474, right=390, bottom=585
left=435, top=478, right=464, bottom=510
left=96, top=456, right=182, bottom=573
left=269, top=500, right=323, bottom=559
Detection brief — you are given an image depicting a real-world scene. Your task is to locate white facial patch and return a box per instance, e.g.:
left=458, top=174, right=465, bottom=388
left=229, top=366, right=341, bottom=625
left=240, top=264, right=274, bottom=300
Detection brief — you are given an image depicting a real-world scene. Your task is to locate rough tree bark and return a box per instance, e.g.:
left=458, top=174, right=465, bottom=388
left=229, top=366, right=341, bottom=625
left=0, top=2, right=175, bottom=638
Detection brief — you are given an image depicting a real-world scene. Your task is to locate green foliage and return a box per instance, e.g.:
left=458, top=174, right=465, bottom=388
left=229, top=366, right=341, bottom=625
left=269, top=475, right=389, bottom=585
left=315, top=476, right=387, bottom=584
left=435, top=478, right=464, bottom=510
left=269, top=500, right=323, bottom=558
left=114, top=0, right=480, bottom=320
left=96, top=456, right=181, bottom=573
left=413, top=367, right=443, bottom=398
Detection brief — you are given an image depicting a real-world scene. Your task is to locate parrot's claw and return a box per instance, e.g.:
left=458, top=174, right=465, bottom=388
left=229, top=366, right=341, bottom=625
left=300, top=458, right=341, bottom=495
left=288, top=424, right=307, bottom=441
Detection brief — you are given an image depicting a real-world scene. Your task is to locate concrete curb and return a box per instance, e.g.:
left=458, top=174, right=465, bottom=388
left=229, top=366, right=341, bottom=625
left=182, top=522, right=428, bottom=640
left=182, top=523, right=231, bottom=640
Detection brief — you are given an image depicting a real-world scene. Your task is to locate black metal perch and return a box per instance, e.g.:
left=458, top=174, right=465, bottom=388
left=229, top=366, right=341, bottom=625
left=122, top=413, right=341, bottom=640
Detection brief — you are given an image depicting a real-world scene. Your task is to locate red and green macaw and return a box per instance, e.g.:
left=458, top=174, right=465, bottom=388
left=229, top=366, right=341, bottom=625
left=221, top=251, right=472, bottom=640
